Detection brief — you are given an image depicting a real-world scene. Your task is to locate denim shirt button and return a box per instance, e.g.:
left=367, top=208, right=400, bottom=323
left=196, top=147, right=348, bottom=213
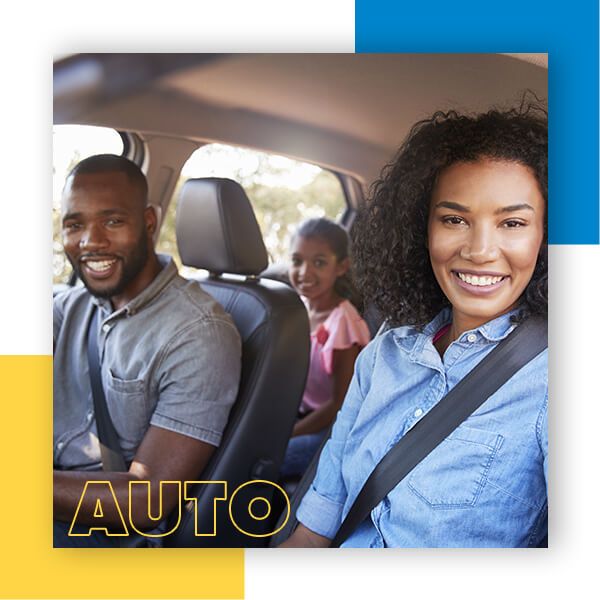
left=414, top=408, right=423, bottom=418
left=467, top=333, right=477, bottom=343
left=102, top=323, right=111, bottom=334
left=56, top=441, right=64, bottom=451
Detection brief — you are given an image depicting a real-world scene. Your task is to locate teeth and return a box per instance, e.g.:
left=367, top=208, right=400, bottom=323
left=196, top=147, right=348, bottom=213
left=457, top=273, right=504, bottom=286
left=85, top=259, right=116, bottom=272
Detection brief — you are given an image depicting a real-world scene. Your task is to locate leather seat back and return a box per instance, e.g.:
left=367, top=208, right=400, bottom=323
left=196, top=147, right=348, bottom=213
left=166, top=177, right=309, bottom=547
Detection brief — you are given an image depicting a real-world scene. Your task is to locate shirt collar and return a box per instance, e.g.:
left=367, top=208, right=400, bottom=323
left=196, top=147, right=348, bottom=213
left=392, top=307, right=519, bottom=355
left=92, top=254, right=177, bottom=317
left=473, top=310, right=518, bottom=342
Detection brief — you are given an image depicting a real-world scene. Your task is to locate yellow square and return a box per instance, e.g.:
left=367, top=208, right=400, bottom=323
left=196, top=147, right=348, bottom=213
left=0, top=356, right=244, bottom=599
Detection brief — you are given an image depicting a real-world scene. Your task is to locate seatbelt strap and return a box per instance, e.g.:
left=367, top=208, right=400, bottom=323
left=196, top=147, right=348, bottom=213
left=331, top=316, right=547, bottom=547
left=87, top=306, right=128, bottom=472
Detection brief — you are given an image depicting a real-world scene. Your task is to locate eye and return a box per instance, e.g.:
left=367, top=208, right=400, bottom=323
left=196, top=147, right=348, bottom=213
left=291, top=257, right=302, bottom=267
left=105, top=218, right=123, bottom=227
left=441, top=215, right=466, bottom=226
left=63, top=222, right=81, bottom=232
left=314, top=259, right=326, bottom=268
left=502, top=219, right=527, bottom=228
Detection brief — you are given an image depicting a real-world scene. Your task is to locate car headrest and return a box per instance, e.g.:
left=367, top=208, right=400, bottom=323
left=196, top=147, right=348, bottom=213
left=176, top=178, right=268, bottom=276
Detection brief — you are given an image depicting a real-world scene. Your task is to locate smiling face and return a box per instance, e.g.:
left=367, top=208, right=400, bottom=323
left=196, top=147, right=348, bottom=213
left=427, top=159, right=545, bottom=333
left=289, top=235, right=349, bottom=309
left=62, top=170, right=159, bottom=308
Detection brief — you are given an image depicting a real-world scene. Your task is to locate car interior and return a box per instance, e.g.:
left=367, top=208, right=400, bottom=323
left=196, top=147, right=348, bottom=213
left=53, top=53, right=548, bottom=546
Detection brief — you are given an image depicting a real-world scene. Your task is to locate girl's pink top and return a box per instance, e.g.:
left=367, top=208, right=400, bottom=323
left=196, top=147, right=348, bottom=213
left=300, top=300, right=371, bottom=414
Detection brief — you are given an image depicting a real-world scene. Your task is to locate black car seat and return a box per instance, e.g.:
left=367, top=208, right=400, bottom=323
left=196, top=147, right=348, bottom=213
left=164, top=177, right=310, bottom=547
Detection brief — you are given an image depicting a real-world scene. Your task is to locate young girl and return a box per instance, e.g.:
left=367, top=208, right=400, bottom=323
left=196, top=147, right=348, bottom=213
left=282, top=100, right=548, bottom=547
left=280, top=218, right=371, bottom=479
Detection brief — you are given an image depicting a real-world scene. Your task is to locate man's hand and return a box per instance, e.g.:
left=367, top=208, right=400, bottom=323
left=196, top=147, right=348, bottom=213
left=54, top=426, right=215, bottom=529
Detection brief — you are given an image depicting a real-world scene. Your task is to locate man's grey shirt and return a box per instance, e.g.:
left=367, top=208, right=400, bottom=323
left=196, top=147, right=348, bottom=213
left=53, top=255, right=241, bottom=471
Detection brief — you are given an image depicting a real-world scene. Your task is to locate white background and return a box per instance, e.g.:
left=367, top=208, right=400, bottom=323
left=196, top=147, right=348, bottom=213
left=3, top=1, right=598, bottom=598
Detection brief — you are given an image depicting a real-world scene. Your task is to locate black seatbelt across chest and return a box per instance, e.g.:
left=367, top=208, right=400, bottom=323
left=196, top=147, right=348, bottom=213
left=330, top=316, right=548, bottom=547
left=87, top=306, right=128, bottom=472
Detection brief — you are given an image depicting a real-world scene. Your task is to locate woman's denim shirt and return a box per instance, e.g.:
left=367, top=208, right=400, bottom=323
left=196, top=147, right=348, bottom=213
left=296, top=309, right=548, bottom=547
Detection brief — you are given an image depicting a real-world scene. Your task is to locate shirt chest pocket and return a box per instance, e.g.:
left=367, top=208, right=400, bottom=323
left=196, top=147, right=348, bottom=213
left=104, top=370, right=149, bottom=447
left=406, top=425, right=503, bottom=509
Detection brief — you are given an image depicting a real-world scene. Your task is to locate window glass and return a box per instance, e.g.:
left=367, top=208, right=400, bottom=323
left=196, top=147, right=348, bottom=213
left=156, top=144, right=346, bottom=270
left=53, top=125, right=124, bottom=284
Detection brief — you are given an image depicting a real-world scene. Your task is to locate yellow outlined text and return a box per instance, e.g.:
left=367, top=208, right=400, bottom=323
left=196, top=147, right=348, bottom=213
left=68, top=479, right=290, bottom=538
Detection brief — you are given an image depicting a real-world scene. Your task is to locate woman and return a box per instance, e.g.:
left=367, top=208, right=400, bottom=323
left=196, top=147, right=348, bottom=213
left=281, top=100, right=548, bottom=547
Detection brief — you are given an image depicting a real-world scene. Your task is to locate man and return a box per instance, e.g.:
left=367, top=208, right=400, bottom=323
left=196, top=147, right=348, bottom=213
left=53, top=154, right=241, bottom=546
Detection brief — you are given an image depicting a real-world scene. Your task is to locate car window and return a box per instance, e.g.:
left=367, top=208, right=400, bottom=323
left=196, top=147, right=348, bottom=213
left=53, top=125, right=124, bottom=284
left=156, top=143, right=346, bottom=272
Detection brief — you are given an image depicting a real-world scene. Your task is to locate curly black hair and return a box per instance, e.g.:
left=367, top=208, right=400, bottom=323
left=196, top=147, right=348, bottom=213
left=351, top=97, right=548, bottom=328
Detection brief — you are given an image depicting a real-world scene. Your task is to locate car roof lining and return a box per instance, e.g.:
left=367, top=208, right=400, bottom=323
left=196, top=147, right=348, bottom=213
left=54, top=53, right=547, bottom=184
